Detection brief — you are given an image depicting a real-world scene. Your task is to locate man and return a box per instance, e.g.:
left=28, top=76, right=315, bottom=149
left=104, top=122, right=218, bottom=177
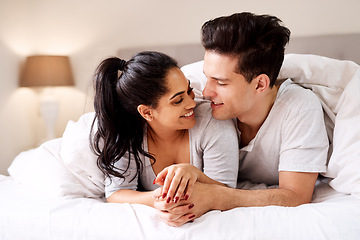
left=153, top=12, right=329, bottom=227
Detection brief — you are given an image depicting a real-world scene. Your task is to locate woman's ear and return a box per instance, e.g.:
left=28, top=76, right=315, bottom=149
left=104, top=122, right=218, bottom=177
left=137, top=104, right=153, bottom=121
left=254, top=74, right=271, bottom=92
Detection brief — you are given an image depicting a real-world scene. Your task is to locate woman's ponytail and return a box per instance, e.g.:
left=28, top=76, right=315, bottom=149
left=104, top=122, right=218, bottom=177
left=91, top=57, right=138, bottom=179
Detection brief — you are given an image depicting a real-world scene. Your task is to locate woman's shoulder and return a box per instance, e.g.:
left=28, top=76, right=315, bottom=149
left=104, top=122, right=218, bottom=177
left=192, top=99, right=236, bottom=134
left=194, top=98, right=212, bottom=117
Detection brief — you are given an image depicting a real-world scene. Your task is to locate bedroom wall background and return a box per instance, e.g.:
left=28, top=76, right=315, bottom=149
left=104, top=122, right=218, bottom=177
left=1, top=0, right=360, bottom=175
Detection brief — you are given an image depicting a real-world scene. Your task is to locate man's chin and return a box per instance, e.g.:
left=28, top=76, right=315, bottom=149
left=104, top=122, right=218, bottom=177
left=211, top=110, right=229, bottom=120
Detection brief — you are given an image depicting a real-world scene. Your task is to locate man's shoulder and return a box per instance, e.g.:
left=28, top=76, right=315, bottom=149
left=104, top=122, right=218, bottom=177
left=276, top=79, right=322, bottom=110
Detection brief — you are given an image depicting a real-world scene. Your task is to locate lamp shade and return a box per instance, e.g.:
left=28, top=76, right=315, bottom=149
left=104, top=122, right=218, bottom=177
left=20, top=55, right=74, bottom=87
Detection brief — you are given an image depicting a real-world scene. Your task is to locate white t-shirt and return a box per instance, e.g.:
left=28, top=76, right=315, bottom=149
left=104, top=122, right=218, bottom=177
left=105, top=100, right=239, bottom=198
left=237, top=79, right=329, bottom=185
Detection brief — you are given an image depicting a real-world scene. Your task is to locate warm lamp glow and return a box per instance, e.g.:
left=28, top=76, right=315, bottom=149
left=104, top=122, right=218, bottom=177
left=19, top=55, right=75, bottom=144
left=20, top=55, right=74, bottom=87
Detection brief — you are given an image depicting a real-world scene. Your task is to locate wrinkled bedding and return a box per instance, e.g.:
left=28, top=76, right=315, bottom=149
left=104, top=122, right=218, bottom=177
left=1, top=174, right=360, bottom=240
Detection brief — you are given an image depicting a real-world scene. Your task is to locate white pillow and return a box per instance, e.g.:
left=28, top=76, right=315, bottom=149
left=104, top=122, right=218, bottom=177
left=59, top=112, right=105, bottom=198
left=181, top=60, right=206, bottom=98
left=8, top=113, right=105, bottom=199
left=8, top=138, right=88, bottom=199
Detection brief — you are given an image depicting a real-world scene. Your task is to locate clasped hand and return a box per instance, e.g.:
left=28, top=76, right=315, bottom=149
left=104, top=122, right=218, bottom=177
left=152, top=164, right=213, bottom=227
left=153, top=163, right=201, bottom=204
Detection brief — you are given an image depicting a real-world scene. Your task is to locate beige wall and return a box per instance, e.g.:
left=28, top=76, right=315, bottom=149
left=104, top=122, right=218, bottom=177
left=1, top=0, right=360, bottom=175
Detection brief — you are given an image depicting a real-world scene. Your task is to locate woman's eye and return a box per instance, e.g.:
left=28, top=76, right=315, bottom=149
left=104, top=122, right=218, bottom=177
left=174, top=98, right=184, bottom=104
left=187, top=87, right=194, bottom=94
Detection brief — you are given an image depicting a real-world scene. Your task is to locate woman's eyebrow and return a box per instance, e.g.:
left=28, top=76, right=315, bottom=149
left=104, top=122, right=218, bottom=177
left=170, top=91, right=185, bottom=100
left=169, top=81, right=191, bottom=100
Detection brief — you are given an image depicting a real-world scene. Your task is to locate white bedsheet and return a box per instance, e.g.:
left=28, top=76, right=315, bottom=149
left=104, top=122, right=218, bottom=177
left=1, top=174, right=360, bottom=240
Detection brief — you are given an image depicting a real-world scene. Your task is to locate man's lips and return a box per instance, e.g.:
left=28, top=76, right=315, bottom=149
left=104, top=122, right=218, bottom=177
left=211, top=101, right=223, bottom=106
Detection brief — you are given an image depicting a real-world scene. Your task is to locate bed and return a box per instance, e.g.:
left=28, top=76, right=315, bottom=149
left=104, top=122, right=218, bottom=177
left=1, top=33, right=360, bottom=240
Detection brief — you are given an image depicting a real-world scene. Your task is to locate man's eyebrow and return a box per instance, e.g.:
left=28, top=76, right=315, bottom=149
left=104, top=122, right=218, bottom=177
left=203, top=71, right=229, bottom=81
left=213, top=77, right=229, bottom=81
left=210, top=76, right=230, bottom=81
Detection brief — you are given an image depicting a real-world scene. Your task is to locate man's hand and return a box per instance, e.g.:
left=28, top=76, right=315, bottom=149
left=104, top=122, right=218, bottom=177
left=153, top=182, right=216, bottom=227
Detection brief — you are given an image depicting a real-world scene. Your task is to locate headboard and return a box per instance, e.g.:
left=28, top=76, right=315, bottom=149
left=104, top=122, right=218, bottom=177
left=117, top=43, right=205, bottom=67
left=117, top=33, right=360, bottom=66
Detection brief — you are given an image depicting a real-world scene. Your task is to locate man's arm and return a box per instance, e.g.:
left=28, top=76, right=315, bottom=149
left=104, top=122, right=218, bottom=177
left=154, top=171, right=318, bottom=226
left=213, top=171, right=318, bottom=209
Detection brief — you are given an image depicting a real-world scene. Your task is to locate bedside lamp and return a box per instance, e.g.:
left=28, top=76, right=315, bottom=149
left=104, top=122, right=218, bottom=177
left=20, top=55, right=74, bottom=143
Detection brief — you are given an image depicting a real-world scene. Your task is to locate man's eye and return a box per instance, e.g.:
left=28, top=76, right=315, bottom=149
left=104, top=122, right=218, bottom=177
left=217, top=81, right=226, bottom=86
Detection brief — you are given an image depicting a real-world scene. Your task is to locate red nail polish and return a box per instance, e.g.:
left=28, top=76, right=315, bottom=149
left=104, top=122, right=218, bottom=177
left=188, top=204, right=194, bottom=209
left=185, top=195, right=189, bottom=200
left=153, top=179, right=156, bottom=184
left=162, top=193, right=167, bottom=199
left=166, top=197, right=171, bottom=203
left=174, top=197, right=179, bottom=203
left=189, top=215, right=195, bottom=219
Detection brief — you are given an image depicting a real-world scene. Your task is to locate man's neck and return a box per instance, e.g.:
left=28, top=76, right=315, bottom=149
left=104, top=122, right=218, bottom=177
left=237, top=85, right=280, bottom=146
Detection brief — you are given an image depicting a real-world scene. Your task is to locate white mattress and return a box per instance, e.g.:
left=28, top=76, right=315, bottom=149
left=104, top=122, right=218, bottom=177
left=1, top=174, right=360, bottom=240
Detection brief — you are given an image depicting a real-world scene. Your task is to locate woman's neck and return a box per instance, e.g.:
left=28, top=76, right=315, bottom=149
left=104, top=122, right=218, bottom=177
left=146, top=124, right=190, bottom=174
left=147, top=125, right=187, bottom=144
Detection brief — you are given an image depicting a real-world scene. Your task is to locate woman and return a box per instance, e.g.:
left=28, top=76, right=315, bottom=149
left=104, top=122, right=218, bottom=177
left=90, top=51, right=238, bottom=210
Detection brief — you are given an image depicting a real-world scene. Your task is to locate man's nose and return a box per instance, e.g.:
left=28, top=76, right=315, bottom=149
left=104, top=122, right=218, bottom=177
left=202, top=81, right=212, bottom=98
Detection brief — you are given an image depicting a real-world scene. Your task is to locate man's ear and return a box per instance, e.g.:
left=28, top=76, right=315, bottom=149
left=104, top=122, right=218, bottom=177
left=254, top=74, right=271, bottom=92
left=137, top=104, right=153, bottom=121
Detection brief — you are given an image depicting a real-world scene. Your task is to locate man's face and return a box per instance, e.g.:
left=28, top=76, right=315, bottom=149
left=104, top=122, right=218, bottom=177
left=202, top=51, right=256, bottom=121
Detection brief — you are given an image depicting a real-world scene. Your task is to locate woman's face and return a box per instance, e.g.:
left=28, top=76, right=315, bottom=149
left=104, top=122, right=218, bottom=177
left=151, top=67, right=196, bottom=131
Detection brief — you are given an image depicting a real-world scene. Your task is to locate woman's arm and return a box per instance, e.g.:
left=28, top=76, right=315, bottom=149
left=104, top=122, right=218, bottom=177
left=107, top=189, right=155, bottom=207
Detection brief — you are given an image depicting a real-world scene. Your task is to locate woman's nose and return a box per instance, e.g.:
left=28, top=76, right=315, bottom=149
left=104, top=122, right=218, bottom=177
left=186, top=92, right=196, bottom=109
left=188, top=96, right=196, bottom=109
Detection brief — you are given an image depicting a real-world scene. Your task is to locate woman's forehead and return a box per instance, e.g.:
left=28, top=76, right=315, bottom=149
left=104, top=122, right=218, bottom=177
left=165, top=68, right=189, bottom=92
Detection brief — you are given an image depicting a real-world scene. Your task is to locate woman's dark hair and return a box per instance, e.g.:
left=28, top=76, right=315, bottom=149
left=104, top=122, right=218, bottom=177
left=90, top=51, right=178, bottom=180
left=201, top=12, right=290, bottom=86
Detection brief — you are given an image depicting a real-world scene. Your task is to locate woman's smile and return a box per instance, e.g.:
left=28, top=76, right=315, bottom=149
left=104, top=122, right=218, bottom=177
left=181, top=109, right=195, bottom=118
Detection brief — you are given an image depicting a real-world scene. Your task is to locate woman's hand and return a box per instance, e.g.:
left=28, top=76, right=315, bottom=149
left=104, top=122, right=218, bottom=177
left=152, top=182, right=217, bottom=227
left=153, top=164, right=202, bottom=203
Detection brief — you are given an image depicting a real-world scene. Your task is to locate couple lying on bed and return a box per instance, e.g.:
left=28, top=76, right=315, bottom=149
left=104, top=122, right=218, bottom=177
left=91, top=12, right=328, bottom=227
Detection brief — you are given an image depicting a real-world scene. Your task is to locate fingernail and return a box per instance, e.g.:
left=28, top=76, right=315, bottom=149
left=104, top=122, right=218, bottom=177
left=189, top=215, right=195, bottom=219
left=162, top=193, right=167, bottom=199
left=153, top=179, right=156, bottom=184
left=188, top=204, right=194, bottom=209
left=184, top=195, right=189, bottom=200
left=174, top=197, right=179, bottom=203
left=166, top=197, right=171, bottom=203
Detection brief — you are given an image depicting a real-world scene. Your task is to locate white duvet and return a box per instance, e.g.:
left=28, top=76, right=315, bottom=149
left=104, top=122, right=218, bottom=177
left=1, top=174, right=360, bottom=240
left=1, top=54, right=360, bottom=239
